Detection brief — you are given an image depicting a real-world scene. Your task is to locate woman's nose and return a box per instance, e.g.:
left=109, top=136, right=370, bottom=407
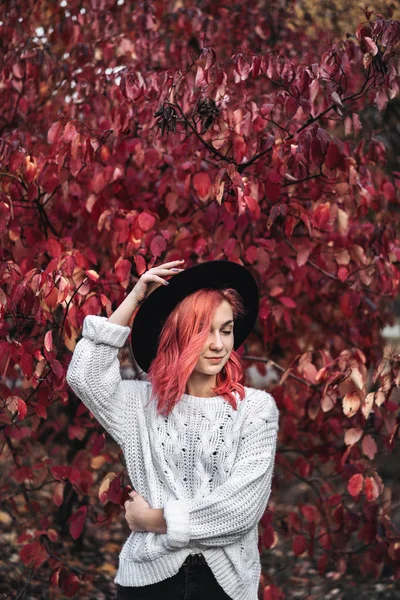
left=210, top=334, right=224, bottom=349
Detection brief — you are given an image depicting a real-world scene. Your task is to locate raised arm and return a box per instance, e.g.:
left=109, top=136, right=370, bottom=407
left=66, top=260, right=185, bottom=447
left=160, top=392, right=279, bottom=549
left=108, top=259, right=185, bottom=326
left=66, top=316, right=134, bottom=447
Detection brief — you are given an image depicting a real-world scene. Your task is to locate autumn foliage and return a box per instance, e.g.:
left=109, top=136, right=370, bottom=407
left=1, top=0, right=400, bottom=597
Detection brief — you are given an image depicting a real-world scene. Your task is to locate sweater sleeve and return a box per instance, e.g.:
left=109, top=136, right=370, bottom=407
left=161, top=392, right=279, bottom=549
left=66, top=315, right=133, bottom=449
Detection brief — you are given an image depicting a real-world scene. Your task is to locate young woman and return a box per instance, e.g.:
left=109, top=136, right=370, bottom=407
left=66, top=259, right=279, bottom=600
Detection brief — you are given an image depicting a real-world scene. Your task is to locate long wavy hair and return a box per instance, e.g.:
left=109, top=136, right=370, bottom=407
left=147, top=288, right=247, bottom=416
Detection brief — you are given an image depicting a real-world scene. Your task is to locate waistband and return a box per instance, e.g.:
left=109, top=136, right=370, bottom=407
left=183, top=553, right=207, bottom=566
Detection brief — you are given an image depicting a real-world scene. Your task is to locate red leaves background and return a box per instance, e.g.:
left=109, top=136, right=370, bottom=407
left=0, top=0, right=400, bottom=597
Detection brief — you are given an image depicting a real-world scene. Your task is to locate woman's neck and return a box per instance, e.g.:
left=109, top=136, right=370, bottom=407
left=185, top=376, right=217, bottom=398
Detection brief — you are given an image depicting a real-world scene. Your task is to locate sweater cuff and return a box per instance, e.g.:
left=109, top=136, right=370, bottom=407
left=162, top=498, right=190, bottom=549
left=82, top=315, right=131, bottom=348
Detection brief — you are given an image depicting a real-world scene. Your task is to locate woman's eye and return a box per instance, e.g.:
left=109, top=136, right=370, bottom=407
left=222, top=330, right=232, bottom=335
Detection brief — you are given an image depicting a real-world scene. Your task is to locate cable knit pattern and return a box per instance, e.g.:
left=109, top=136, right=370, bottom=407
left=66, top=315, right=280, bottom=600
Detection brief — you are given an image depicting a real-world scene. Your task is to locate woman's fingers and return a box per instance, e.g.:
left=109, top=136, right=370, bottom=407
left=148, top=275, right=172, bottom=286
left=156, top=259, right=185, bottom=268
left=151, top=268, right=184, bottom=275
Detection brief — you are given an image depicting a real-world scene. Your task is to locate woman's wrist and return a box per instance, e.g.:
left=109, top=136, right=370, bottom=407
left=145, top=508, right=167, bottom=534
left=107, top=290, right=141, bottom=326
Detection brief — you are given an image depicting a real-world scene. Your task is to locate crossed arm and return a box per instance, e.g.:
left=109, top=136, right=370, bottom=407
left=124, top=491, right=167, bottom=534
left=125, top=400, right=279, bottom=548
left=138, top=507, right=167, bottom=534
left=66, top=315, right=279, bottom=546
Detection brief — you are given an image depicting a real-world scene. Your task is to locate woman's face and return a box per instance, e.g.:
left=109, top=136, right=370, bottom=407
left=192, top=300, right=235, bottom=376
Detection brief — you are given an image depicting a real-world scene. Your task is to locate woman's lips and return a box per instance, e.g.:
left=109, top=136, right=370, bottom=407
left=207, top=357, right=224, bottom=362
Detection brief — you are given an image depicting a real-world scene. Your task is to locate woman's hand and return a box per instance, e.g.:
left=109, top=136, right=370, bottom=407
left=108, top=259, right=185, bottom=326
left=124, top=490, right=152, bottom=532
left=130, top=259, right=185, bottom=305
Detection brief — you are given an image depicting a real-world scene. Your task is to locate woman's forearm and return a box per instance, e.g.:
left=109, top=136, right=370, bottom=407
left=145, top=508, right=168, bottom=534
left=107, top=291, right=140, bottom=326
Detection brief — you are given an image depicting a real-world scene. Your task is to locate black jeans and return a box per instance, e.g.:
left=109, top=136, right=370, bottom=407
left=116, top=555, right=233, bottom=600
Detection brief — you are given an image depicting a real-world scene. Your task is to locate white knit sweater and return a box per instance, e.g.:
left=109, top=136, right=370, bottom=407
left=66, top=315, right=279, bottom=600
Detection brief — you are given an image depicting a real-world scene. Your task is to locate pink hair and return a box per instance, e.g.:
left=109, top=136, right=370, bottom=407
left=147, top=288, right=247, bottom=416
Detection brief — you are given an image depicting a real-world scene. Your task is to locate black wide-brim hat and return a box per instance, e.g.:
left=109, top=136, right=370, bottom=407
left=130, top=260, right=259, bottom=373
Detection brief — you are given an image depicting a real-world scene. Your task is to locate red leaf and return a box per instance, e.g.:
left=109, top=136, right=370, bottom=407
left=356, top=22, right=372, bottom=41
left=68, top=505, right=87, bottom=540
left=58, top=566, right=81, bottom=597
left=343, top=391, right=361, bottom=417
left=382, top=21, right=400, bottom=46
left=301, top=504, right=320, bottom=523
left=233, top=135, right=246, bottom=164
left=53, top=482, right=64, bottom=507
left=227, top=163, right=244, bottom=188
left=363, top=37, right=378, bottom=56
left=252, top=55, right=261, bottom=77
left=44, top=330, right=53, bottom=352
left=263, top=584, right=284, bottom=600
left=47, top=528, right=58, bottom=542
left=134, top=254, right=147, bottom=276
left=193, top=172, right=211, bottom=202
left=286, top=96, right=298, bottom=119
left=278, top=296, right=296, bottom=308
left=138, top=211, right=156, bottom=232
left=382, top=182, right=396, bottom=202
left=82, top=295, right=102, bottom=317
left=6, top=396, right=27, bottom=420
left=314, top=203, right=330, bottom=229
left=364, top=476, right=380, bottom=502
left=362, top=434, right=377, bottom=460
left=245, top=245, right=258, bottom=264
left=91, top=433, right=105, bottom=456
left=51, top=359, right=64, bottom=379
left=40, top=162, right=60, bottom=193
left=325, top=142, right=342, bottom=170
left=115, top=257, right=131, bottom=289
left=13, top=61, right=24, bottom=79
left=292, top=535, right=307, bottom=556
left=51, top=465, right=71, bottom=481
left=374, top=89, right=388, bottom=112
left=165, top=192, right=180, bottom=214
left=12, top=466, right=33, bottom=483
left=195, top=65, right=206, bottom=87
left=203, top=47, right=216, bottom=70
left=84, top=137, right=94, bottom=163
left=20, top=541, right=49, bottom=569
left=236, top=55, right=251, bottom=80
left=267, top=204, right=286, bottom=229
left=150, top=234, right=167, bottom=257
left=363, top=52, right=373, bottom=69
left=338, top=267, right=348, bottom=282
left=107, top=473, right=123, bottom=503
left=331, top=91, right=343, bottom=107
left=311, top=138, right=324, bottom=167
left=262, top=523, right=275, bottom=548
left=244, top=195, right=260, bottom=218
left=348, top=473, right=364, bottom=497
left=20, top=352, right=33, bottom=378
left=344, top=427, right=363, bottom=445
left=17, top=397, right=27, bottom=420
left=47, top=121, right=63, bottom=145
left=62, top=122, right=78, bottom=142
left=91, top=172, right=106, bottom=194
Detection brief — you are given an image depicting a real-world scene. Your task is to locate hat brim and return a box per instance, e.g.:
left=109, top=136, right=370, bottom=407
left=130, top=260, right=259, bottom=373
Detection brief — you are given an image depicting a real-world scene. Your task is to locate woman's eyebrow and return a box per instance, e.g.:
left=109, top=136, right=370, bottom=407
left=210, top=319, right=234, bottom=331
left=220, top=320, right=234, bottom=327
